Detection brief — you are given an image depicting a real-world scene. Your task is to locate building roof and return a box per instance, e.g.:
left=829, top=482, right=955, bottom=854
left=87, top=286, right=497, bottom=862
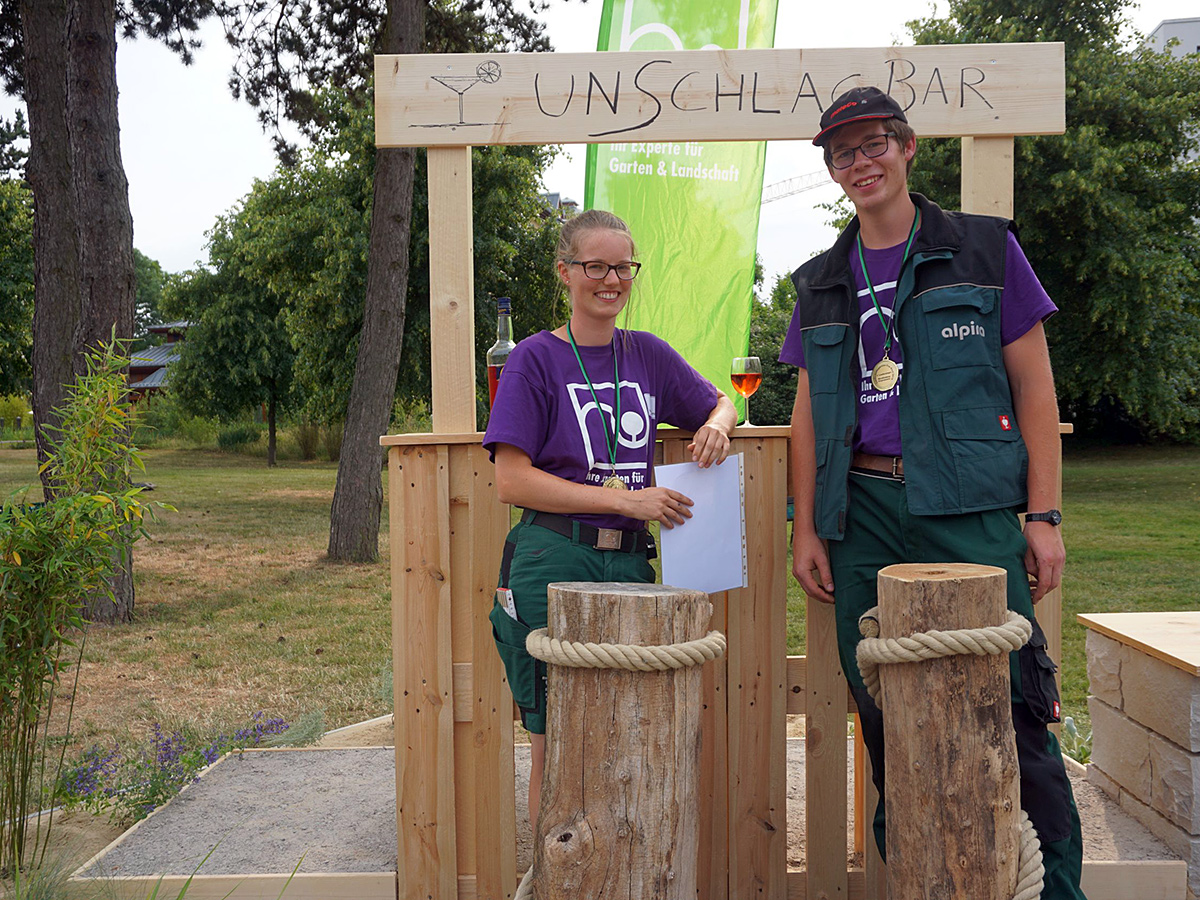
left=132, top=367, right=169, bottom=390
left=147, top=320, right=192, bottom=334
left=130, top=344, right=181, bottom=369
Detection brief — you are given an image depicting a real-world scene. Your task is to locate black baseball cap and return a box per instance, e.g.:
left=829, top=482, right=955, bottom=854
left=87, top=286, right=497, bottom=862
left=813, top=87, right=907, bottom=147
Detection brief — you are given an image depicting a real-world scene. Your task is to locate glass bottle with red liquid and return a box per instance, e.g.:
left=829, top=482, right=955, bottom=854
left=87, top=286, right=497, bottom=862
left=486, top=296, right=516, bottom=407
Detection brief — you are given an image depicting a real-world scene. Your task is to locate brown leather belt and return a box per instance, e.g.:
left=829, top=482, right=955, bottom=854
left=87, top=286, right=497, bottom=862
left=851, top=453, right=904, bottom=478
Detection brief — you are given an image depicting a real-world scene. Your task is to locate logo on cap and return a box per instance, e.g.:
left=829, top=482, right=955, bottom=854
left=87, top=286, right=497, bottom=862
left=829, top=101, right=859, bottom=120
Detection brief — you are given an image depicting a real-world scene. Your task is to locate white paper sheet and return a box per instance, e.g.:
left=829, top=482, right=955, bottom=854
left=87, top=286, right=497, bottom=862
left=655, top=453, right=746, bottom=594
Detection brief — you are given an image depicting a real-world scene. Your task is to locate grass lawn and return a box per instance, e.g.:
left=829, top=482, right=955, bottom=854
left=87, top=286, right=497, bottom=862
left=2, top=441, right=1197, bottom=757
left=0, top=448, right=393, bottom=756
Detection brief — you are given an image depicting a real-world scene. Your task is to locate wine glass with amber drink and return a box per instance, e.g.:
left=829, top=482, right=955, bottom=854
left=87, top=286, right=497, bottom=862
left=731, top=356, right=762, bottom=426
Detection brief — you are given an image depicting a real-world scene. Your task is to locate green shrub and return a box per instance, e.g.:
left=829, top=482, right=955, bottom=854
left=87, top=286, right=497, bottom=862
left=131, top=392, right=219, bottom=449
left=295, top=422, right=320, bottom=460
left=216, top=424, right=261, bottom=452
left=0, top=395, right=30, bottom=432
left=324, top=421, right=343, bottom=462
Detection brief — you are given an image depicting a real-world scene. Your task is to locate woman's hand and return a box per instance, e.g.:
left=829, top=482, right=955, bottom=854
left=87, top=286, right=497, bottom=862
left=688, top=423, right=730, bottom=468
left=623, top=486, right=694, bottom=528
left=687, top=394, right=736, bottom=468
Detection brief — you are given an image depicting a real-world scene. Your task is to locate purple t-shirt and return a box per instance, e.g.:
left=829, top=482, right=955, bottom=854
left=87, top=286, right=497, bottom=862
left=778, top=231, right=1057, bottom=456
left=483, top=329, right=720, bottom=531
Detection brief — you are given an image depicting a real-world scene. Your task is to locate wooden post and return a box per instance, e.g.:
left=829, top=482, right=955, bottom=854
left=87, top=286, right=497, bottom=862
left=960, top=136, right=1015, bottom=218
left=427, top=146, right=476, bottom=434
left=535, top=582, right=711, bottom=899
left=877, top=563, right=1020, bottom=900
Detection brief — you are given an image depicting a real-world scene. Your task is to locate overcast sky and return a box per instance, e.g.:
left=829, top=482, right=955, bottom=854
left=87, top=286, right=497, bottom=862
left=4, top=0, right=1192, bottom=284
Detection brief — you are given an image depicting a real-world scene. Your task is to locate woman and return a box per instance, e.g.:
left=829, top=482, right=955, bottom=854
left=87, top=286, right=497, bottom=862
left=483, top=209, right=737, bottom=827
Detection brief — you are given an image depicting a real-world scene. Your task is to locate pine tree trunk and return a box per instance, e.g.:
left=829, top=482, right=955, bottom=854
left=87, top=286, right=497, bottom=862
left=69, top=0, right=135, bottom=360
left=71, top=0, right=136, bottom=624
left=327, top=0, right=425, bottom=563
left=21, top=0, right=82, bottom=476
left=22, top=0, right=137, bottom=623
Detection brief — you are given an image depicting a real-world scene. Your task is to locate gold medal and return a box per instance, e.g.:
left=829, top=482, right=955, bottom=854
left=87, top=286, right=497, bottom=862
left=871, top=356, right=900, bottom=392
left=602, top=474, right=629, bottom=491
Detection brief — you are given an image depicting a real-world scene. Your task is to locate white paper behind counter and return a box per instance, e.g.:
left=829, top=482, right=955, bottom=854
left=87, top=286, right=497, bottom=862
left=654, top=452, right=747, bottom=594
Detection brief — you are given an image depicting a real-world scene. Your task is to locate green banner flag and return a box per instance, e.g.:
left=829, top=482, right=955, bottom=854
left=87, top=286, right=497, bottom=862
left=585, top=0, right=778, bottom=422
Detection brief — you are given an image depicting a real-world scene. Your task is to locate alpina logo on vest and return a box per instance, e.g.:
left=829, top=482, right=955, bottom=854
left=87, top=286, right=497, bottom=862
left=940, top=321, right=986, bottom=340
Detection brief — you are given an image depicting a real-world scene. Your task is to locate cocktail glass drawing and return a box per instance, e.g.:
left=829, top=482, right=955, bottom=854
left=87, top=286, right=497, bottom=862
left=432, top=61, right=502, bottom=125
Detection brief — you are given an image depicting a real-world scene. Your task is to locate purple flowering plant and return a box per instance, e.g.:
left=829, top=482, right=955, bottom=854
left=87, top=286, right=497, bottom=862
left=56, top=712, right=289, bottom=824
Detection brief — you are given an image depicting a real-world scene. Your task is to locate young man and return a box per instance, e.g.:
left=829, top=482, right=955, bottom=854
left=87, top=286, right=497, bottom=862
left=781, top=86, right=1086, bottom=899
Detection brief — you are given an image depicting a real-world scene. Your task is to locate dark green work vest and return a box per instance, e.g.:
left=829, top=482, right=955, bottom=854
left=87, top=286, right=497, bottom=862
left=793, top=195, right=1029, bottom=540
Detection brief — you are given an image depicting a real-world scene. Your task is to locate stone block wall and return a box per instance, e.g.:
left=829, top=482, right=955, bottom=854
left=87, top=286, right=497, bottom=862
left=1086, top=630, right=1200, bottom=898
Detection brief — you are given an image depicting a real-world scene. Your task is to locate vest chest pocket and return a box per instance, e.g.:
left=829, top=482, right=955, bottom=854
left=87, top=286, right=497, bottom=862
left=802, top=324, right=849, bottom=394
left=919, top=286, right=1002, bottom=370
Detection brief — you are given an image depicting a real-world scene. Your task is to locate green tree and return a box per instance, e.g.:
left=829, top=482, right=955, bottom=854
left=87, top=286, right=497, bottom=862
left=133, top=248, right=167, bottom=346
left=164, top=209, right=294, bottom=467
left=748, top=273, right=798, bottom=427
left=216, top=88, right=563, bottom=439
left=906, top=0, right=1200, bottom=441
left=0, top=176, right=32, bottom=395
left=219, top=0, right=552, bottom=561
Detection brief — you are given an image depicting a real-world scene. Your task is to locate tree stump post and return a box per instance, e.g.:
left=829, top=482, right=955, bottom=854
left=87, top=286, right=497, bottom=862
left=877, top=563, right=1021, bottom=900
left=534, top=582, right=711, bottom=900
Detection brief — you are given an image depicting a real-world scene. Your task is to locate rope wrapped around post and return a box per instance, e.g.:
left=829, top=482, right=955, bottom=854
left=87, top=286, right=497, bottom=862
left=856, top=606, right=1032, bottom=708
left=512, top=592, right=727, bottom=900
left=525, top=628, right=727, bottom=671
left=855, top=602, right=1045, bottom=900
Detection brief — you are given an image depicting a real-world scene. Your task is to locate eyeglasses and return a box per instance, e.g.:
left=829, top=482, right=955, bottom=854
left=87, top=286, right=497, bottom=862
left=566, top=260, right=642, bottom=281
left=829, top=133, right=896, bottom=170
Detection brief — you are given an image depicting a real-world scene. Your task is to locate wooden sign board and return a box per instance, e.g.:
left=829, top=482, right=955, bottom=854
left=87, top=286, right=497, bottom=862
left=376, top=43, right=1065, bottom=147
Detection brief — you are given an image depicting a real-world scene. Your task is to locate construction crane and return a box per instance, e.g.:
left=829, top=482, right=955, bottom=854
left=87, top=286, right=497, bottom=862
left=761, top=170, right=830, bottom=204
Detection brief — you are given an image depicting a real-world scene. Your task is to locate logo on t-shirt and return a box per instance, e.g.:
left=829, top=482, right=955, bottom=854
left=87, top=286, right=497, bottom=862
left=565, top=379, right=652, bottom=484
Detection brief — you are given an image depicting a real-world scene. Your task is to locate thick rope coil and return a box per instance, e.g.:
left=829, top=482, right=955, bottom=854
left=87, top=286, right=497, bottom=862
left=514, top=866, right=535, bottom=900
left=526, top=628, right=727, bottom=671
left=855, top=606, right=1045, bottom=899
left=1014, top=810, right=1045, bottom=900
left=855, top=607, right=1032, bottom=707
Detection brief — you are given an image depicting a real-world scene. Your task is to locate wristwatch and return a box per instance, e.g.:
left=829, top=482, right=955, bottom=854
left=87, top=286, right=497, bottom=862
left=1026, top=509, right=1062, bottom=526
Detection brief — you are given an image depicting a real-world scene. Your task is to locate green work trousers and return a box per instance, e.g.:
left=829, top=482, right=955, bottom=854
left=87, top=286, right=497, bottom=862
left=489, top=516, right=654, bottom=735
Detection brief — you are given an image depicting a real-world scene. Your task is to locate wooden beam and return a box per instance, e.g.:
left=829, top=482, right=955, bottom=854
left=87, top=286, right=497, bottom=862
left=377, top=44, right=1066, bottom=147
left=465, top=443, right=517, bottom=898
left=427, top=147, right=476, bottom=433
left=727, top=435, right=789, bottom=900
left=805, top=599, right=848, bottom=900
left=960, top=135, right=1014, bottom=218
left=391, top=444, right=458, bottom=899
left=66, top=873, right=397, bottom=900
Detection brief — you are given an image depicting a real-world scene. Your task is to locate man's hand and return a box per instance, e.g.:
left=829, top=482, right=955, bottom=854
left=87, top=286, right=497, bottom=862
left=793, top=529, right=835, bottom=604
left=1024, top=520, right=1065, bottom=604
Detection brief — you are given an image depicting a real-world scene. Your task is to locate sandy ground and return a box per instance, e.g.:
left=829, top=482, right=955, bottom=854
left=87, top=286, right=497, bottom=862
left=44, top=711, right=1175, bottom=887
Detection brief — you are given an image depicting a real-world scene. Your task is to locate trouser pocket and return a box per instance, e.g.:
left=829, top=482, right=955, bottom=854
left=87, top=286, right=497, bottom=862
left=489, top=596, right=540, bottom=711
left=1019, top=617, right=1061, bottom=723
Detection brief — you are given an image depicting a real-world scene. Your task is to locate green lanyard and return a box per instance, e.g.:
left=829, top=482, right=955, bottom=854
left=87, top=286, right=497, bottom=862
left=566, top=323, right=621, bottom=473
left=856, top=209, right=921, bottom=358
